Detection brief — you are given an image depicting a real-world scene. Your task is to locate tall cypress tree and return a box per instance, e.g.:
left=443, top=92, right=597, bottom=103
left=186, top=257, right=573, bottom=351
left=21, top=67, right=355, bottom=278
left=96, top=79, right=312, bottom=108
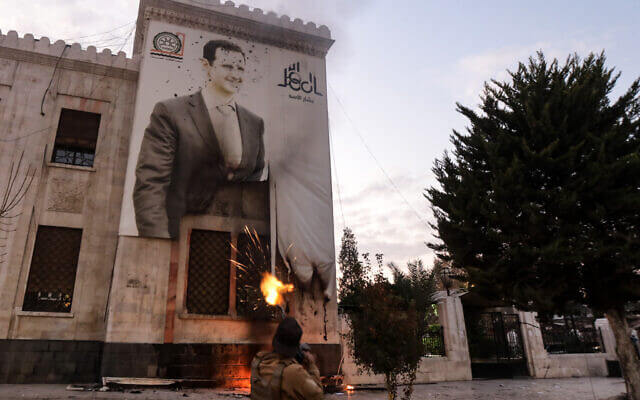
left=428, top=52, right=640, bottom=397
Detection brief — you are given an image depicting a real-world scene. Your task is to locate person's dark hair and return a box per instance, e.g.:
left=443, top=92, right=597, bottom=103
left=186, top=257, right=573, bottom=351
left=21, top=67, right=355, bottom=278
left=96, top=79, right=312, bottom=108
left=203, top=40, right=245, bottom=65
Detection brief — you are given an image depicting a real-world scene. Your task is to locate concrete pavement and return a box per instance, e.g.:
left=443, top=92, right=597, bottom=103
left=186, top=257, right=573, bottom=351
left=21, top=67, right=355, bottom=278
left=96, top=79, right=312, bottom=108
left=0, top=377, right=628, bottom=399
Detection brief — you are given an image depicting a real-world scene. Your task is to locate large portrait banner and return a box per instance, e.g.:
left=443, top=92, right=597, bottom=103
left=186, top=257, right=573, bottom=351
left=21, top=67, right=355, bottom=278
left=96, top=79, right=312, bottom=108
left=119, top=21, right=336, bottom=298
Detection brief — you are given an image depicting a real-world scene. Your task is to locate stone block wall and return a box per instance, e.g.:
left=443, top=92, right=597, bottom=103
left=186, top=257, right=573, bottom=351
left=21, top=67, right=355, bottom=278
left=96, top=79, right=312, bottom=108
left=0, top=31, right=138, bottom=344
left=100, top=342, right=340, bottom=387
left=519, top=311, right=617, bottom=378
left=0, top=0, right=341, bottom=385
left=340, top=293, right=472, bottom=386
left=0, top=339, right=102, bottom=383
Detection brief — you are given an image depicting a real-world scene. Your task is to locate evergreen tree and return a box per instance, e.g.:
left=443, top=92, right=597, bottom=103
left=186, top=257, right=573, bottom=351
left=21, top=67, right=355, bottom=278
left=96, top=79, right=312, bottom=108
left=427, top=52, right=640, bottom=397
left=337, top=228, right=369, bottom=309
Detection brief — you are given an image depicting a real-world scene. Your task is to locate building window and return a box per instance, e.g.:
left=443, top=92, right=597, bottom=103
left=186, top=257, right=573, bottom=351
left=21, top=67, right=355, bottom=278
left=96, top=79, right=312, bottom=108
left=185, top=228, right=282, bottom=318
left=235, top=232, right=271, bottom=318
left=186, top=230, right=231, bottom=315
left=22, top=226, right=83, bottom=313
left=51, top=109, right=101, bottom=167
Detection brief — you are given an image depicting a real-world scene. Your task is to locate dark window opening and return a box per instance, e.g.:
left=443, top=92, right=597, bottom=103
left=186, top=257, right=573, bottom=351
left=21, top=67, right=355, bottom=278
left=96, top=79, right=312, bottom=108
left=186, top=230, right=231, bottom=315
left=22, top=226, right=82, bottom=313
left=52, top=109, right=101, bottom=167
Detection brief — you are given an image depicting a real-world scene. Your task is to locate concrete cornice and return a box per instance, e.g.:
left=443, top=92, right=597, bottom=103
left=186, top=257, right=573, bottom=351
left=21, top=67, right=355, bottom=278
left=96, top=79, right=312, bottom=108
left=134, top=0, right=334, bottom=58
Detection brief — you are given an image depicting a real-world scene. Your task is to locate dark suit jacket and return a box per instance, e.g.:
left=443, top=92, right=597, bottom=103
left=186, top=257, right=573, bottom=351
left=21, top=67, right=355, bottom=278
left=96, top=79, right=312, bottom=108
left=133, top=91, right=265, bottom=239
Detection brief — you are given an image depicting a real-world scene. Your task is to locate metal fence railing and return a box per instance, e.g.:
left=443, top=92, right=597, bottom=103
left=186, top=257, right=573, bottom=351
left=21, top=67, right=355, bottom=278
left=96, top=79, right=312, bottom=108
left=423, top=325, right=446, bottom=357
left=540, top=316, right=604, bottom=354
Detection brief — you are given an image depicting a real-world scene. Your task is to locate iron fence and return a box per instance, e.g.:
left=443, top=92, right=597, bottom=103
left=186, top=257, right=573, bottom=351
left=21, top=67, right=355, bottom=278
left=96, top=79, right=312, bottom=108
left=423, top=325, right=446, bottom=356
left=467, top=312, right=525, bottom=361
left=540, top=315, right=604, bottom=354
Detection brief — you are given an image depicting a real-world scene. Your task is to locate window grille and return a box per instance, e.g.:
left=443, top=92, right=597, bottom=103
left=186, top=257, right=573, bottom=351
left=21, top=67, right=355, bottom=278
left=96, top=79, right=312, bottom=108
left=22, top=226, right=82, bottom=313
left=186, top=230, right=230, bottom=315
left=235, top=232, right=272, bottom=318
left=52, top=109, right=101, bottom=167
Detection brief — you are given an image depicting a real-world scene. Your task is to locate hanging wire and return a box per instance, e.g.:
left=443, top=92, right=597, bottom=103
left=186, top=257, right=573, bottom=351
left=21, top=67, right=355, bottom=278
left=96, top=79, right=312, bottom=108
left=62, top=20, right=136, bottom=42
left=328, top=115, right=346, bottom=230
left=4, top=24, right=137, bottom=142
left=328, top=82, right=430, bottom=229
left=39, top=45, right=68, bottom=116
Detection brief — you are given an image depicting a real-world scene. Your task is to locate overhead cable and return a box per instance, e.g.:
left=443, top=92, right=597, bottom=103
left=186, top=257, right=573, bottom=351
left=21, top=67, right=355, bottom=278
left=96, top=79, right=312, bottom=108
left=328, top=116, right=346, bottom=230
left=62, top=20, right=136, bottom=42
left=328, top=83, right=430, bottom=229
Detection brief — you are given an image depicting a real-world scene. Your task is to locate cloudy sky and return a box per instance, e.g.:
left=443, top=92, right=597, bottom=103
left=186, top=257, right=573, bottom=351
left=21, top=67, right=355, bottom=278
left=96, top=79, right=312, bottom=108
left=2, top=0, right=639, bottom=270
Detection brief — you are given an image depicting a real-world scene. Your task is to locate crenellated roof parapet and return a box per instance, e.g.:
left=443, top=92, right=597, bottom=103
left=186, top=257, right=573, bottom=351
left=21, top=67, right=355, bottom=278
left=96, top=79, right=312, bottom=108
left=178, top=0, right=331, bottom=39
left=0, top=30, right=139, bottom=81
left=134, top=0, right=334, bottom=58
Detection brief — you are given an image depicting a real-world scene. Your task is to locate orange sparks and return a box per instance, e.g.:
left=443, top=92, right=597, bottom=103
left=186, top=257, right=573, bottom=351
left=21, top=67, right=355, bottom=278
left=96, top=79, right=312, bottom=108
left=260, top=273, right=294, bottom=306
left=346, top=385, right=355, bottom=391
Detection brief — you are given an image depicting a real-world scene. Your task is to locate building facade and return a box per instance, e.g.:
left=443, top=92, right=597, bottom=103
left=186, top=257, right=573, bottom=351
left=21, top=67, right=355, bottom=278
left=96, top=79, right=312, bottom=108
left=0, top=0, right=339, bottom=385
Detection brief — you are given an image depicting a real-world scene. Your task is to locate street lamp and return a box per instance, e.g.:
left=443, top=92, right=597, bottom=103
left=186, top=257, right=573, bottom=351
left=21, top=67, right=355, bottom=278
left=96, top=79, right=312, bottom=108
left=440, top=265, right=452, bottom=296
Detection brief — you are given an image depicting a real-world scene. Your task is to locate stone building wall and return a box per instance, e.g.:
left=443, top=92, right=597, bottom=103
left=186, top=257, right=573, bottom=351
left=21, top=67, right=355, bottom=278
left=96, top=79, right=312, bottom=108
left=102, top=0, right=339, bottom=386
left=0, top=0, right=340, bottom=385
left=340, top=293, right=473, bottom=386
left=0, top=30, right=139, bottom=382
left=519, top=311, right=617, bottom=378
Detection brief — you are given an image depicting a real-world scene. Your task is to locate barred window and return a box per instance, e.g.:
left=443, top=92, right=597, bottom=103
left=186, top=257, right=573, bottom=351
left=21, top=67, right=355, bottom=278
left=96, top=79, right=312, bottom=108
left=235, top=232, right=271, bottom=318
left=51, top=109, right=101, bottom=167
left=186, top=230, right=231, bottom=315
left=185, top=228, right=283, bottom=318
left=22, top=226, right=82, bottom=313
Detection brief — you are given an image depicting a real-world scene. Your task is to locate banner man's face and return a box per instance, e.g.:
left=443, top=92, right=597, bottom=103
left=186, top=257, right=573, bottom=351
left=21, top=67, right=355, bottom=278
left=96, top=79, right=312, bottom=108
left=206, top=49, right=245, bottom=95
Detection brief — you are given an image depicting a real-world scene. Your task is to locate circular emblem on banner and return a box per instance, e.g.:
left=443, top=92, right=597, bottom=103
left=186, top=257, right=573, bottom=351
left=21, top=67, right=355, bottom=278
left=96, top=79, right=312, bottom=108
left=153, top=32, right=182, bottom=54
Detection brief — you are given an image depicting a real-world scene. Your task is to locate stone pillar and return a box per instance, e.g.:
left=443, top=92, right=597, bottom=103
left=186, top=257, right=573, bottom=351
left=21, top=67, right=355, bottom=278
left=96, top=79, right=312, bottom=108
left=595, top=318, right=617, bottom=360
left=104, top=236, right=172, bottom=344
left=437, top=292, right=471, bottom=371
left=518, top=311, right=547, bottom=377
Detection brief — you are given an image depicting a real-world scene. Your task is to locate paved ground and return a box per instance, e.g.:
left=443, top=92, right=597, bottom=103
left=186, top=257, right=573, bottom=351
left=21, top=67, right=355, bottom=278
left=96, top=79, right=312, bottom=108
left=0, top=378, right=628, bottom=399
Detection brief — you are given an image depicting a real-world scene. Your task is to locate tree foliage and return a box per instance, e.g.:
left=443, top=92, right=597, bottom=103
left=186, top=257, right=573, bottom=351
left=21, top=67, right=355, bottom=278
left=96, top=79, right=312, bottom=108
left=427, top=52, right=640, bottom=397
left=338, top=229, right=438, bottom=400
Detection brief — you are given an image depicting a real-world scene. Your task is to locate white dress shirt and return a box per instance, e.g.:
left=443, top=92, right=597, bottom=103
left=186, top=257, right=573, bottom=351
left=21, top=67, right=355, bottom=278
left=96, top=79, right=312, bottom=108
left=202, top=92, right=243, bottom=170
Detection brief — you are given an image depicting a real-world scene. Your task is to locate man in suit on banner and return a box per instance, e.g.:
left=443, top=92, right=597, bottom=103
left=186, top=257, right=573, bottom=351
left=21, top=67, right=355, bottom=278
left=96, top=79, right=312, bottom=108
left=134, top=40, right=266, bottom=239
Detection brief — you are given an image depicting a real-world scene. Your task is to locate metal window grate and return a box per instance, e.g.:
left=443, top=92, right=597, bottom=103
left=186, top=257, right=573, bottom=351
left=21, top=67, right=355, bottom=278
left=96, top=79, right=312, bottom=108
left=235, top=232, right=273, bottom=319
left=22, top=226, right=82, bottom=313
left=52, top=109, right=101, bottom=167
left=186, top=230, right=230, bottom=315
left=52, top=145, right=95, bottom=167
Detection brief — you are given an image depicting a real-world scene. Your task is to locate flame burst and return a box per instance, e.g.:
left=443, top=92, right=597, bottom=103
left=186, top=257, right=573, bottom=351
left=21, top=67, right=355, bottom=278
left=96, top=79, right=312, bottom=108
left=260, top=272, right=294, bottom=306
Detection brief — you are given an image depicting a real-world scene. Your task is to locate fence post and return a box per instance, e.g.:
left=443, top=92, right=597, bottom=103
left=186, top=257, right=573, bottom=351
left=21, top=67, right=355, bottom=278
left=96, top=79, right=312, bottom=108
left=594, top=318, right=618, bottom=361
left=436, top=292, right=472, bottom=379
left=517, top=311, right=547, bottom=377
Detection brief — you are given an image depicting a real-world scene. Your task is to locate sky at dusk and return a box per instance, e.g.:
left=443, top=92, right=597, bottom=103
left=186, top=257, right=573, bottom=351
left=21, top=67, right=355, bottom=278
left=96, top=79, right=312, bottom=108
left=2, top=0, right=639, bottom=270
